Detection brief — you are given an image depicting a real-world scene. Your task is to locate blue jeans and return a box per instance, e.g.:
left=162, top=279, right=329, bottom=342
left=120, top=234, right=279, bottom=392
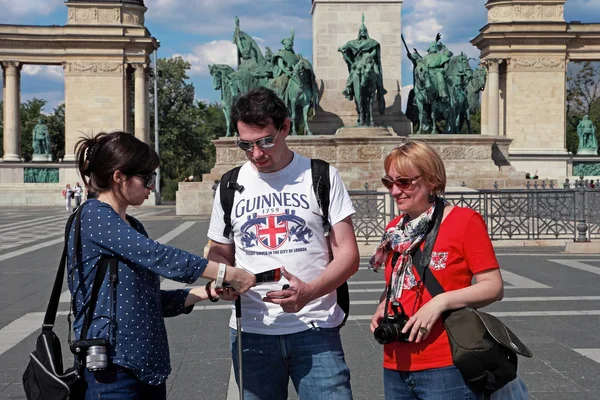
left=384, top=366, right=478, bottom=400
left=230, top=327, right=353, bottom=400
left=83, top=365, right=166, bottom=400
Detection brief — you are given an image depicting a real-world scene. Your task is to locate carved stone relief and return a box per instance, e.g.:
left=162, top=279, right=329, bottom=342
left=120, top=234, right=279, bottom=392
left=68, top=7, right=126, bottom=25
left=507, top=58, right=565, bottom=71
left=65, top=62, right=124, bottom=75
left=123, top=10, right=144, bottom=26
left=488, top=4, right=564, bottom=23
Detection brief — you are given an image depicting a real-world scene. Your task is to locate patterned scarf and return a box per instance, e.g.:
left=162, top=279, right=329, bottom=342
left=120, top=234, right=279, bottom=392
left=369, top=201, right=439, bottom=301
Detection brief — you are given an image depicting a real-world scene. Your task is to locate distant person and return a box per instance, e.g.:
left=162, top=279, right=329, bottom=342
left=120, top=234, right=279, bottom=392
left=525, top=172, right=531, bottom=179
left=73, top=182, right=83, bottom=208
left=63, top=183, right=73, bottom=212
left=69, top=131, right=255, bottom=399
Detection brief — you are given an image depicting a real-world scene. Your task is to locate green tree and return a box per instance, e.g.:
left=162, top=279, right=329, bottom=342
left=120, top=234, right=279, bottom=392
left=567, top=62, right=600, bottom=154
left=150, top=57, right=225, bottom=200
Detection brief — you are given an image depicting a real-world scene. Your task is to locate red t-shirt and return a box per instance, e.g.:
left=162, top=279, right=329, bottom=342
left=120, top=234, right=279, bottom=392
left=382, top=206, right=499, bottom=372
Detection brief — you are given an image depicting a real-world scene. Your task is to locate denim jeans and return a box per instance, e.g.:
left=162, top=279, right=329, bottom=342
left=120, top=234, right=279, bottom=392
left=230, top=327, right=353, bottom=400
left=83, top=365, right=166, bottom=400
left=384, top=366, right=478, bottom=400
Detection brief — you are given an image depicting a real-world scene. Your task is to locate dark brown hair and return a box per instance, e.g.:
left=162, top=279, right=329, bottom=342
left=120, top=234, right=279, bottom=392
left=75, top=131, right=160, bottom=194
left=231, top=87, right=288, bottom=134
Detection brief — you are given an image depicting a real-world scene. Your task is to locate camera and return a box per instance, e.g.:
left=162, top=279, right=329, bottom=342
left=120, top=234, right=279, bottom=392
left=373, top=301, right=411, bottom=345
left=71, top=338, right=109, bottom=371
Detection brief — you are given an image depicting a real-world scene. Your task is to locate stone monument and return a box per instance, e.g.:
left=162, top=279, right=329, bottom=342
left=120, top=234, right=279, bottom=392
left=209, top=18, right=318, bottom=137
left=31, top=119, right=52, bottom=162
left=404, top=33, right=487, bottom=135
left=177, top=0, right=525, bottom=216
left=576, top=115, right=598, bottom=156
left=309, top=0, right=411, bottom=135
left=338, top=14, right=387, bottom=127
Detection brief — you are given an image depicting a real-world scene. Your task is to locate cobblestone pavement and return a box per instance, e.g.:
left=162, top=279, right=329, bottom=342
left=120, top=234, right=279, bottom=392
left=1, top=205, right=599, bottom=399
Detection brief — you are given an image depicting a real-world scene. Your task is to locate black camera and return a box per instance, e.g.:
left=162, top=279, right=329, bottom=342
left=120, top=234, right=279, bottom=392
left=71, top=338, right=110, bottom=371
left=373, top=301, right=411, bottom=344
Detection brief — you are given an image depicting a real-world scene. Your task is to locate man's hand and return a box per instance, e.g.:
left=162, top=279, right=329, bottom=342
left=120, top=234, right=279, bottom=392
left=262, top=267, right=314, bottom=313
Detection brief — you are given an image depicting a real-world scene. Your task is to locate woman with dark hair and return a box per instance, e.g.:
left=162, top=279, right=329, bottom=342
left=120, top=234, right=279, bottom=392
left=69, top=131, right=255, bottom=399
left=369, top=141, right=528, bottom=399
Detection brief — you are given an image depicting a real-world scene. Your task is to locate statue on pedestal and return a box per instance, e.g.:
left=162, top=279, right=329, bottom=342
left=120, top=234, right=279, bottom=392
left=338, top=14, right=386, bottom=127
left=404, top=33, right=485, bottom=135
left=32, top=119, right=52, bottom=161
left=577, top=115, right=598, bottom=155
left=209, top=18, right=318, bottom=136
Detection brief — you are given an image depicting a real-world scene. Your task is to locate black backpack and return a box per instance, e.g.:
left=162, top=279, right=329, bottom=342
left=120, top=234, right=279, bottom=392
left=219, top=159, right=350, bottom=326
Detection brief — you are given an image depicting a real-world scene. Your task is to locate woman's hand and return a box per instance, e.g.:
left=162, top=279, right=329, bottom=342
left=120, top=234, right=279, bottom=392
left=226, top=267, right=256, bottom=293
left=401, top=295, right=447, bottom=343
left=212, top=284, right=239, bottom=301
left=370, top=300, right=387, bottom=334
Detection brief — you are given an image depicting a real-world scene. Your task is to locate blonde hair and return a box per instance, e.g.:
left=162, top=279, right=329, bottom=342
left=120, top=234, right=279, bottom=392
left=383, top=140, right=446, bottom=195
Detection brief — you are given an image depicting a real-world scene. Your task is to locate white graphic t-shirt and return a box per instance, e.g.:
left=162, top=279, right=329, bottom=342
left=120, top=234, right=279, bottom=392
left=207, top=153, right=356, bottom=335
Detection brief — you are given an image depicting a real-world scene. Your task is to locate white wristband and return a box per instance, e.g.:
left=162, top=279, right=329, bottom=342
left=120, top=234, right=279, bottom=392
left=215, top=263, right=227, bottom=289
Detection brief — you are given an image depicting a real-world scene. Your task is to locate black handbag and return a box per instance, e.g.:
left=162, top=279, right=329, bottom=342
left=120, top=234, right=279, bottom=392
left=22, top=205, right=118, bottom=400
left=412, top=198, right=533, bottom=395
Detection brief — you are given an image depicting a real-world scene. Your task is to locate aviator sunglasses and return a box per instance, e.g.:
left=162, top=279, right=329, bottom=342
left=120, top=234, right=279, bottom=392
left=124, top=171, right=157, bottom=189
left=236, top=129, right=281, bottom=152
left=381, top=175, right=420, bottom=190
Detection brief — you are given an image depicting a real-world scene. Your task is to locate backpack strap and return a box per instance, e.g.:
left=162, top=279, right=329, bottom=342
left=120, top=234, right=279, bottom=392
left=310, top=159, right=331, bottom=235
left=311, top=159, right=350, bottom=326
left=220, top=166, right=243, bottom=238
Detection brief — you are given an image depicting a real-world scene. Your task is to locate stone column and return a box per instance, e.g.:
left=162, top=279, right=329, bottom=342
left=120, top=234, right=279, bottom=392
left=480, top=72, right=489, bottom=135
left=2, top=62, right=21, bottom=162
left=487, top=58, right=501, bottom=137
left=134, top=63, right=150, bottom=144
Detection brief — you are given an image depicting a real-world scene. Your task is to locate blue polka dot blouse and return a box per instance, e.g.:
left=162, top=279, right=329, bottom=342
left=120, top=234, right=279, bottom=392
left=67, top=199, right=207, bottom=385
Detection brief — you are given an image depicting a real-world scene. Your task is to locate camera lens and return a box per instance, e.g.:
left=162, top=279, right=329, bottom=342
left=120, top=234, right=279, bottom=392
left=86, top=346, right=108, bottom=371
left=374, top=324, right=398, bottom=344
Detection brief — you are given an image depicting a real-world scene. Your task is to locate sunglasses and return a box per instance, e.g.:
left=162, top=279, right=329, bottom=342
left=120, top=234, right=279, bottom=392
left=381, top=175, right=420, bottom=190
left=236, top=129, right=281, bottom=152
left=126, top=172, right=157, bottom=189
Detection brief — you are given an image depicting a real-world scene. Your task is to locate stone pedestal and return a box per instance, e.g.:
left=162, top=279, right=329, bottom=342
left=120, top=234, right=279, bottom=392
left=176, top=133, right=523, bottom=215
left=309, top=0, right=411, bottom=135
left=32, top=154, right=53, bottom=162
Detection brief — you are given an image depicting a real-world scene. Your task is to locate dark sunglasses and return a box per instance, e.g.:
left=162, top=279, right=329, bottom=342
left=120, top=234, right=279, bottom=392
left=236, top=129, right=281, bottom=152
left=381, top=175, right=420, bottom=190
left=126, top=172, right=157, bottom=189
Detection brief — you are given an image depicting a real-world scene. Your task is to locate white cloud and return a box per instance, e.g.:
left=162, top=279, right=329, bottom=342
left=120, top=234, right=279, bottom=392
left=22, top=65, right=64, bottom=81
left=0, top=0, right=63, bottom=21
left=173, top=40, right=237, bottom=76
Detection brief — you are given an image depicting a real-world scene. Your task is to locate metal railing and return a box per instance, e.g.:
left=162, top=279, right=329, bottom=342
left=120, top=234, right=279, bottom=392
left=349, top=178, right=600, bottom=244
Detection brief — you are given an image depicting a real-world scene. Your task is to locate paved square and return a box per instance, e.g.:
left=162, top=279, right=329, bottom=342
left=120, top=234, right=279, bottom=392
left=1, top=206, right=600, bottom=399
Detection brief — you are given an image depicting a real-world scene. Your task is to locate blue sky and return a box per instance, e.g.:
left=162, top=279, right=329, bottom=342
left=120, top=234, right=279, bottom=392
left=1, top=0, right=599, bottom=114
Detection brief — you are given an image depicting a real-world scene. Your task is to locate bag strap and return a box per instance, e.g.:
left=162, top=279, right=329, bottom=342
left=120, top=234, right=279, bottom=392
left=391, top=197, right=446, bottom=298
left=43, top=207, right=84, bottom=329
left=310, top=159, right=331, bottom=235
left=221, top=166, right=243, bottom=238
left=79, top=257, right=118, bottom=341
left=412, top=197, right=446, bottom=298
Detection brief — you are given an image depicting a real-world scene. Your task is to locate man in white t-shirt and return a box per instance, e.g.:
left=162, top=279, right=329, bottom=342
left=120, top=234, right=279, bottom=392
left=207, top=87, right=359, bottom=400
